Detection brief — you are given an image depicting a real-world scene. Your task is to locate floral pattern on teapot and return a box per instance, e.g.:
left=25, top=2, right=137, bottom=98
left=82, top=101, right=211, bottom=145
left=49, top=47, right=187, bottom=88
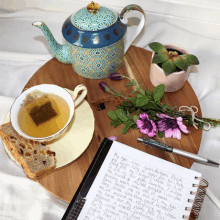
left=72, top=6, right=116, bottom=31
left=68, top=38, right=124, bottom=79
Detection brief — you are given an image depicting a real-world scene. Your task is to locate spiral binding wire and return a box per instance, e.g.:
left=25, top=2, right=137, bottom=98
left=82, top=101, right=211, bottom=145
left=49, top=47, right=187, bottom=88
left=182, top=177, right=209, bottom=220
left=67, top=198, right=86, bottom=220
left=65, top=178, right=208, bottom=220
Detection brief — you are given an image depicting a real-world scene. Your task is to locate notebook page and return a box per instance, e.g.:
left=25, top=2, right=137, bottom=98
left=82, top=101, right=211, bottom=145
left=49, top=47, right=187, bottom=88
left=78, top=141, right=201, bottom=220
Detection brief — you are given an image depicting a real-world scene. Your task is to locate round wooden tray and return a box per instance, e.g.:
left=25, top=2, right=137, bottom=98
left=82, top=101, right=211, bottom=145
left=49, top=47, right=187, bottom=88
left=23, top=46, right=202, bottom=203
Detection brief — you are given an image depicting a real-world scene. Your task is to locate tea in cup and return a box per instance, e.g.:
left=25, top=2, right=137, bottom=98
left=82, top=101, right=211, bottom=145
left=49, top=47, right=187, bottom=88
left=10, top=84, right=87, bottom=141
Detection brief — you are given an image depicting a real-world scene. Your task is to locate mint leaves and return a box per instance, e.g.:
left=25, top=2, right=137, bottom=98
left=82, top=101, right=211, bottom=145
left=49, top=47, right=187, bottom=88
left=108, top=108, right=138, bottom=134
left=108, top=84, right=166, bottom=134
left=116, top=109, right=128, bottom=122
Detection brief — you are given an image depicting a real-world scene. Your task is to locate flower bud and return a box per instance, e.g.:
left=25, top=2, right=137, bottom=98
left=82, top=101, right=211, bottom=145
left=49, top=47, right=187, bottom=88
left=99, top=81, right=110, bottom=92
left=108, top=73, right=124, bottom=81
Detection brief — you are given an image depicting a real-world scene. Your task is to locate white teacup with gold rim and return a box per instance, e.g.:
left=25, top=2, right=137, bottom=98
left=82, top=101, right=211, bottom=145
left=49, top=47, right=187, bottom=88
left=10, top=84, right=87, bottom=142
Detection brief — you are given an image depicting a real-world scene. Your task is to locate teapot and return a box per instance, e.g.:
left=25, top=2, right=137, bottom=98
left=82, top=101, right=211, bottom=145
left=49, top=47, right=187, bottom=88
left=33, top=2, right=145, bottom=79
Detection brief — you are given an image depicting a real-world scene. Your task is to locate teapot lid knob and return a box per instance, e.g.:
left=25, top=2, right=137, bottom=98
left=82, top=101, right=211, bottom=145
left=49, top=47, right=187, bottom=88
left=87, top=1, right=100, bottom=14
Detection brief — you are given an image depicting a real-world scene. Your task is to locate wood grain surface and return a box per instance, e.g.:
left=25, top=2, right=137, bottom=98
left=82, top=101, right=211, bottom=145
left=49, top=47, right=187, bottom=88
left=24, top=46, right=202, bottom=203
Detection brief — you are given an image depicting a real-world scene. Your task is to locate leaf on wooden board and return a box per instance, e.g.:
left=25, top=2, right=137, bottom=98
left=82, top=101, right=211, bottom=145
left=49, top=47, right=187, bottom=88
left=136, top=96, right=150, bottom=107
left=108, top=111, right=118, bottom=120
left=133, top=115, right=139, bottom=123
left=151, top=84, right=165, bottom=102
left=132, top=124, right=138, bottom=129
left=129, top=97, right=137, bottom=106
left=123, top=101, right=133, bottom=107
left=116, top=109, right=128, bottom=122
left=143, top=101, right=161, bottom=110
left=136, top=93, right=144, bottom=98
left=122, top=120, right=135, bottom=134
left=111, top=119, right=122, bottom=128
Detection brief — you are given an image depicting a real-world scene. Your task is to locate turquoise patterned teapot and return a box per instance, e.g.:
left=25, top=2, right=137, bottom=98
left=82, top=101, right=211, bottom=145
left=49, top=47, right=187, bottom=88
left=33, top=2, right=145, bottom=79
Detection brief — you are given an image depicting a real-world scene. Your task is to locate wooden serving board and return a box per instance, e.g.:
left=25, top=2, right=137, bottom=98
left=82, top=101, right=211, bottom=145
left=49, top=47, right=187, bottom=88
left=23, top=46, right=202, bottom=203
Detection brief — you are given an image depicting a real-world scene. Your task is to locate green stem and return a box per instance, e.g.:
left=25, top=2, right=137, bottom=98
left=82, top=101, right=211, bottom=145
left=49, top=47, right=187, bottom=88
left=195, top=117, right=220, bottom=126
left=108, top=90, right=129, bottom=100
left=123, top=76, right=145, bottom=94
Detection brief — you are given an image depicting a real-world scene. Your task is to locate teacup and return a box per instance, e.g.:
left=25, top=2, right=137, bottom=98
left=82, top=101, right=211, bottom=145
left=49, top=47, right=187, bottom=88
left=10, top=84, right=87, bottom=142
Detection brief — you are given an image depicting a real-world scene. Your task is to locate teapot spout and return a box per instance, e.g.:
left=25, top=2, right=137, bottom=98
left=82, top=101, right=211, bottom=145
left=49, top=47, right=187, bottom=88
left=32, top=21, right=71, bottom=64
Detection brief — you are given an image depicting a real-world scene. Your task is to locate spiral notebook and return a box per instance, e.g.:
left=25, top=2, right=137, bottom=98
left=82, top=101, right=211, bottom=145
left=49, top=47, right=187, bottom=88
left=61, top=138, right=208, bottom=220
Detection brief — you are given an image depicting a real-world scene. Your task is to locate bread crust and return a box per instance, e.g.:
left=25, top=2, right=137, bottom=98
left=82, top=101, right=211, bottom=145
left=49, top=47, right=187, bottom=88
left=0, top=122, right=56, bottom=179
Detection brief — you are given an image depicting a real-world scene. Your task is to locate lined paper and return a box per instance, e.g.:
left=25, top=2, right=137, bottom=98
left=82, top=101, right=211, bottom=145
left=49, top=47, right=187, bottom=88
left=78, top=141, right=201, bottom=220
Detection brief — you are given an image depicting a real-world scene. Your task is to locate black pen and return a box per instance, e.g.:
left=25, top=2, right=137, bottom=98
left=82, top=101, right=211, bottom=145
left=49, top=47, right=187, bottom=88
left=137, top=137, right=219, bottom=166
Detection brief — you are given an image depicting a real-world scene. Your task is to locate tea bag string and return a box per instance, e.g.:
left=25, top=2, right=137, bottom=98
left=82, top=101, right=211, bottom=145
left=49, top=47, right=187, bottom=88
left=179, top=106, right=211, bottom=131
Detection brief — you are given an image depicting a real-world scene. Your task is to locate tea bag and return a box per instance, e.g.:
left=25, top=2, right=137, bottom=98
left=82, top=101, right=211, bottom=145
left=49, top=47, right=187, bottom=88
left=23, top=90, right=58, bottom=126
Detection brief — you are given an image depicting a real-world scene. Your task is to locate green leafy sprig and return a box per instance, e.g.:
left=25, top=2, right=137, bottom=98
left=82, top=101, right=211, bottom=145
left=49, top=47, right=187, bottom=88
left=106, top=82, right=169, bottom=134
left=100, top=74, right=219, bottom=134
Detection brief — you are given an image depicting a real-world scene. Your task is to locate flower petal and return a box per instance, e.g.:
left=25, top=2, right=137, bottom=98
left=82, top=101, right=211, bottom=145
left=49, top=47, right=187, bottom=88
left=172, top=128, right=181, bottom=140
left=177, top=120, right=190, bottom=133
left=177, top=117, right=183, bottom=122
left=146, top=121, right=157, bottom=137
left=156, top=113, right=166, bottom=118
left=157, top=113, right=174, bottom=119
left=157, top=120, right=163, bottom=125
left=157, top=120, right=166, bottom=132
left=147, top=131, right=157, bottom=137
left=148, top=129, right=157, bottom=137
left=108, top=136, right=118, bottom=141
left=158, top=126, right=165, bottom=132
left=165, top=128, right=173, bottom=138
left=136, top=120, right=144, bottom=128
left=139, top=128, right=148, bottom=135
left=139, top=113, right=149, bottom=120
left=152, top=121, right=157, bottom=131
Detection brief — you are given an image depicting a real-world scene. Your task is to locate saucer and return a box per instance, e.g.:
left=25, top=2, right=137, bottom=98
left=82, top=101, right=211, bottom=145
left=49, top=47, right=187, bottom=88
left=3, top=89, right=95, bottom=169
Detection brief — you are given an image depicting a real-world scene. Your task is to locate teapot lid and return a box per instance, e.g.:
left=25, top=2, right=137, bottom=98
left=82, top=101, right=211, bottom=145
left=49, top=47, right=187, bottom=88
left=71, top=2, right=117, bottom=31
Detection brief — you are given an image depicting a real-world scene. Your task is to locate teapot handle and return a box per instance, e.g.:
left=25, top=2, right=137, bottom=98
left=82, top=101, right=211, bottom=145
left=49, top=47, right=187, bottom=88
left=119, top=4, right=146, bottom=54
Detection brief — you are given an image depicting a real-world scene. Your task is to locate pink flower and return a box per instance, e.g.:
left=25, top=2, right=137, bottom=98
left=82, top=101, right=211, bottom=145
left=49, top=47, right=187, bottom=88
left=136, top=113, right=157, bottom=137
left=108, top=136, right=118, bottom=141
left=156, top=113, right=190, bottom=140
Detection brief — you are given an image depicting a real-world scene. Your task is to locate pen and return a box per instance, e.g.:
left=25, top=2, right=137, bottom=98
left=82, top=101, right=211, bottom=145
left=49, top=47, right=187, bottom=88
left=137, top=137, right=219, bottom=166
